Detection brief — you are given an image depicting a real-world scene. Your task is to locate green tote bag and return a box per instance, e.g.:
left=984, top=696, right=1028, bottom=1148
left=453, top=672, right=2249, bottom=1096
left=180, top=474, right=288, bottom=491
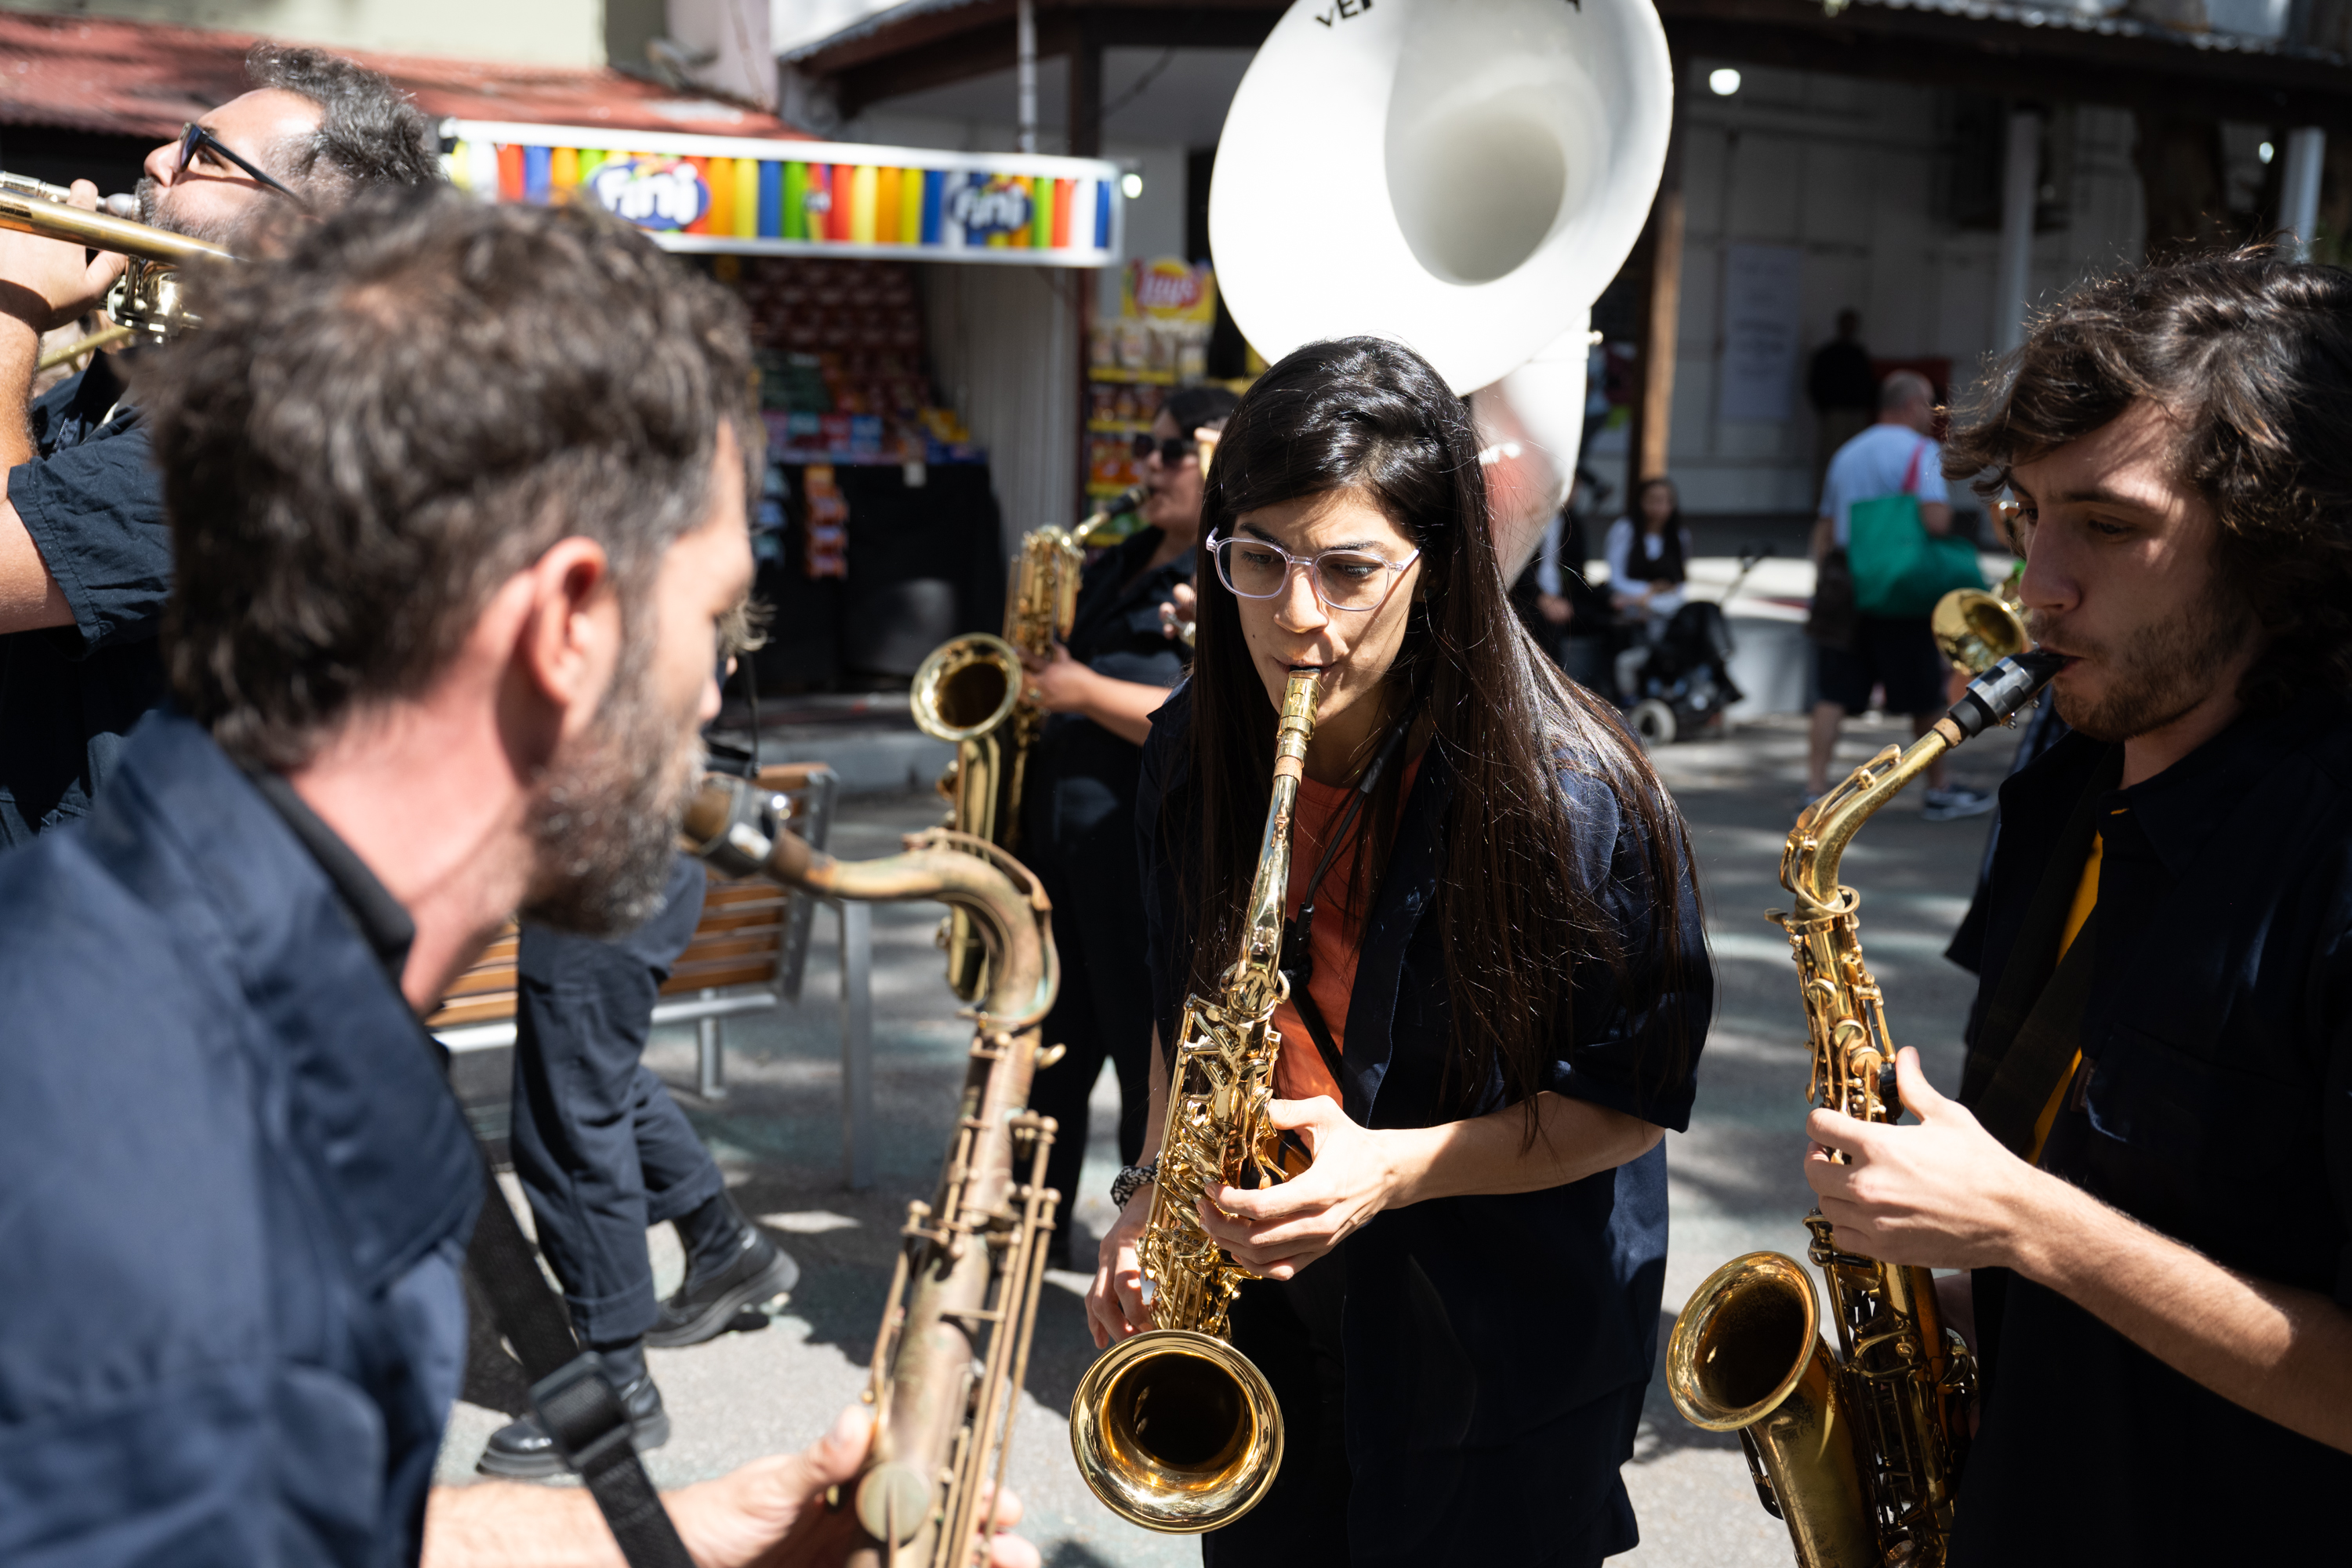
left=1846, top=438, right=1986, bottom=617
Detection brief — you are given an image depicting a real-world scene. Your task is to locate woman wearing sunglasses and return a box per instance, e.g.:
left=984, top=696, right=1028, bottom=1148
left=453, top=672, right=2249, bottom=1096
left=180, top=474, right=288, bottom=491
left=1083, top=339, right=1711, bottom=1567
left=1018, top=383, right=1239, bottom=1265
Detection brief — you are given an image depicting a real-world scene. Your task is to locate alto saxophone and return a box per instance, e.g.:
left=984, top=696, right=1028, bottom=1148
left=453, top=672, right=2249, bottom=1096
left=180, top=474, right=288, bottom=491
left=684, top=775, right=1062, bottom=1568
left=910, top=524, right=1085, bottom=1000
left=1066, top=667, right=1323, bottom=1533
left=1666, top=601, right=2062, bottom=1568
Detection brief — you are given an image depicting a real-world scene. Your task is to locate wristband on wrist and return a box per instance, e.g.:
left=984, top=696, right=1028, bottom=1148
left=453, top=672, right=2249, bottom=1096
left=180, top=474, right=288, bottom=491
left=1109, top=1160, right=1158, bottom=1210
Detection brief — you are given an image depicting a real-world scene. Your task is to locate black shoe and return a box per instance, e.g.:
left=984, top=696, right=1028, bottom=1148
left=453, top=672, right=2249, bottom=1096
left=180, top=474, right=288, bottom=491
left=476, top=1371, right=670, bottom=1479
left=646, top=1227, right=800, bottom=1349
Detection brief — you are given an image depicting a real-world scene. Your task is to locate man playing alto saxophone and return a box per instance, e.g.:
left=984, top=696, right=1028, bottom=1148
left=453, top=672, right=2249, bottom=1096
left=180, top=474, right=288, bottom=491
left=1804, top=247, right=2352, bottom=1564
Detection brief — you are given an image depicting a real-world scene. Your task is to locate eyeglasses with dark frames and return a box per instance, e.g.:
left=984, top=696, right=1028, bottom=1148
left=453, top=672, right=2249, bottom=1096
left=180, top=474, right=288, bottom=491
left=177, top=122, right=308, bottom=209
left=1131, top=433, right=1198, bottom=466
left=1207, top=532, right=1421, bottom=615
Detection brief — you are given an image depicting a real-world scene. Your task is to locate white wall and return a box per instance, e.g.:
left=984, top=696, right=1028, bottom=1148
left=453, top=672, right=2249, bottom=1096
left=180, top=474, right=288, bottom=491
left=922, top=261, right=1083, bottom=554
left=1665, top=63, right=2144, bottom=517
left=5, top=0, right=608, bottom=65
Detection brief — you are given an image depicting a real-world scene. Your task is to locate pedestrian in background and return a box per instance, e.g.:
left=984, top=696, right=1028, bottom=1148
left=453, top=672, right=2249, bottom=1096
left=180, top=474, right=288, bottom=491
left=1808, top=307, right=1878, bottom=497
left=1806, top=369, right=1993, bottom=819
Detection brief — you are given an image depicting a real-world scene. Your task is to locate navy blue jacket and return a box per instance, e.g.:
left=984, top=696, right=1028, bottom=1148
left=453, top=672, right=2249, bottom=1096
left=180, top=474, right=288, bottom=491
left=0, top=713, right=482, bottom=1566
left=1947, top=695, right=2352, bottom=1566
left=0, top=355, right=172, bottom=842
left=1136, top=684, right=1710, bottom=1563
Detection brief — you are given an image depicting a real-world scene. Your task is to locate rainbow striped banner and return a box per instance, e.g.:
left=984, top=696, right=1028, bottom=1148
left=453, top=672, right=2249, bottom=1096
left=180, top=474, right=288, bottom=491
left=441, top=120, right=1123, bottom=267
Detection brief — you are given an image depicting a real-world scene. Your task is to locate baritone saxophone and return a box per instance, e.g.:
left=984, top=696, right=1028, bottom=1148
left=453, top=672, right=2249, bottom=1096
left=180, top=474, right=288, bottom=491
left=1065, top=667, right=1323, bottom=1534
left=683, top=776, right=1062, bottom=1568
left=909, top=524, right=1085, bottom=1000
left=1666, top=593, right=2062, bottom=1568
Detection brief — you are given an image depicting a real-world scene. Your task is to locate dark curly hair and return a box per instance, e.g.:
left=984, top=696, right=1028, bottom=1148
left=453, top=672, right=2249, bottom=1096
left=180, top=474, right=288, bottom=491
left=244, top=43, right=441, bottom=195
left=141, top=186, right=757, bottom=767
left=1944, top=245, right=2352, bottom=711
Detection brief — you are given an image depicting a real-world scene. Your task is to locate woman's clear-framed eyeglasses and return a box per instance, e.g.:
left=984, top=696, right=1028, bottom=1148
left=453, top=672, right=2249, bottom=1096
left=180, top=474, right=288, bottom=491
left=1207, top=532, right=1421, bottom=615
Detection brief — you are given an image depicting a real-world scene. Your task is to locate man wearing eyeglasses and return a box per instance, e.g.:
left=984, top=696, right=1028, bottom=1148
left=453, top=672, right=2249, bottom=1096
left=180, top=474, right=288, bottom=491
left=1018, top=383, right=1238, bottom=1264
left=0, top=44, right=439, bottom=845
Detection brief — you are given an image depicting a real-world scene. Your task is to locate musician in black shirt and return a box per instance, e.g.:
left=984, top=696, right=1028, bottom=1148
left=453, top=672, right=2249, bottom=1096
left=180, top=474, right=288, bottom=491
left=1018, top=383, right=1237, bottom=1262
left=0, top=45, right=438, bottom=843
left=1804, top=249, right=2352, bottom=1563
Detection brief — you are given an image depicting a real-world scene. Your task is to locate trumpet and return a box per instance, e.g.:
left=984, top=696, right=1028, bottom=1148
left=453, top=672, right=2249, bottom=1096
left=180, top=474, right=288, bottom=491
left=0, top=171, right=232, bottom=341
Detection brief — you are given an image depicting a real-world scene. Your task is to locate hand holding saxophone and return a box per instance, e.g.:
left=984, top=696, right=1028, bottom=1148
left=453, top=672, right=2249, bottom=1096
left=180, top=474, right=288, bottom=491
left=1193, top=1095, right=1399, bottom=1280
left=1805, top=1046, right=2045, bottom=1272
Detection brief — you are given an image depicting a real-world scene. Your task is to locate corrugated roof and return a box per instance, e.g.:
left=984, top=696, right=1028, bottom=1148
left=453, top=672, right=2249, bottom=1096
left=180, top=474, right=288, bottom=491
left=0, top=12, right=812, bottom=142
left=782, top=0, right=996, bottom=66
left=1853, top=0, right=2343, bottom=64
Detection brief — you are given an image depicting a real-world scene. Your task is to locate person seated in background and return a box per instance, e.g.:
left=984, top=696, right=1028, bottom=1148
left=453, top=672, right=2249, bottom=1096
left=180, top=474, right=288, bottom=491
left=1606, top=475, right=1696, bottom=702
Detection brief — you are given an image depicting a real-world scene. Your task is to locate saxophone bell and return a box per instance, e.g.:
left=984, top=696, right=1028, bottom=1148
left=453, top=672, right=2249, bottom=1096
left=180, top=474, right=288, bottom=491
left=1666, top=608, right=2063, bottom=1567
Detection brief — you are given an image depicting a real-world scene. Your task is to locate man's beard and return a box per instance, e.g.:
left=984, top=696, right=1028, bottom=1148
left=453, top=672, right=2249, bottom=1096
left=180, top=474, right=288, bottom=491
left=135, top=176, right=247, bottom=249
left=2031, top=584, right=2254, bottom=744
left=519, top=644, right=706, bottom=938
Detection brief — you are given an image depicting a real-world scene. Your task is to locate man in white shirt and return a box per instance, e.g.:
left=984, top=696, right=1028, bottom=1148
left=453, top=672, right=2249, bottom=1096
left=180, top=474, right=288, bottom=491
left=1808, top=369, right=1994, bottom=820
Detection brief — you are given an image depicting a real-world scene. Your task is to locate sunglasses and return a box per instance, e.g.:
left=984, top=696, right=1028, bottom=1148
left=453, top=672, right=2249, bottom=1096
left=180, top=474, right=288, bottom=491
left=1131, top=433, right=1198, bottom=466
left=177, top=122, right=307, bottom=209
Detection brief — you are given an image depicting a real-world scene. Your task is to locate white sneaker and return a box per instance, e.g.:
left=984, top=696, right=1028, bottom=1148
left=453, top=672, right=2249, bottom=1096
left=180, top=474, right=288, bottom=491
left=1922, top=786, right=1996, bottom=822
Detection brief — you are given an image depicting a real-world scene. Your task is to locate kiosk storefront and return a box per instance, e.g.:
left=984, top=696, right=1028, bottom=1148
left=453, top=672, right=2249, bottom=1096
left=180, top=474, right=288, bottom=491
left=441, top=119, right=1124, bottom=691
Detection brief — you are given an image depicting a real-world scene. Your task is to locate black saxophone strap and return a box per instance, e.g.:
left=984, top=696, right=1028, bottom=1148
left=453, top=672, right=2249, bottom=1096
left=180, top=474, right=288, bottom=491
left=427, top=1014, right=693, bottom=1568
left=459, top=1150, right=694, bottom=1568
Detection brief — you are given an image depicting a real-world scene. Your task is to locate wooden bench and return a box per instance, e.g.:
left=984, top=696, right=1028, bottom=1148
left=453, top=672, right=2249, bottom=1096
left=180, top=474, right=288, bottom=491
left=426, top=763, right=880, bottom=1189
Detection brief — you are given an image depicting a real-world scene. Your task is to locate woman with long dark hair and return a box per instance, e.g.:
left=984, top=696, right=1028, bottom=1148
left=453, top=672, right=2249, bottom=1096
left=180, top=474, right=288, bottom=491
left=1083, top=339, right=1711, bottom=1566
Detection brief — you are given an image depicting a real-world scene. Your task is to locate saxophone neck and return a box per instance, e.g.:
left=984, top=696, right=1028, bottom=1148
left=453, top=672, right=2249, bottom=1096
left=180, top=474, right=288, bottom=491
left=1232, top=668, right=1323, bottom=997
left=1784, top=649, right=2067, bottom=907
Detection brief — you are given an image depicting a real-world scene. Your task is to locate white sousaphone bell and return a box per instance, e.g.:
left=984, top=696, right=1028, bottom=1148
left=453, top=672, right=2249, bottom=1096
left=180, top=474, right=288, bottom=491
left=1210, top=0, right=1674, bottom=573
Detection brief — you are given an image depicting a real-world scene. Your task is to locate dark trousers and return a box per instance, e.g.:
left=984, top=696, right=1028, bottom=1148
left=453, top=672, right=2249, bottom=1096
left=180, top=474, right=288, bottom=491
left=1201, top=1263, right=1352, bottom=1568
left=1026, top=848, right=1156, bottom=1230
left=509, top=852, right=722, bottom=1348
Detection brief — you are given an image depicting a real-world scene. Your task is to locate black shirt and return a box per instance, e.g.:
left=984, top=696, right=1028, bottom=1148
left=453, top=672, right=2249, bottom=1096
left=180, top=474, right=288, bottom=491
left=1018, top=524, right=1192, bottom=866
left=0, top=354, right=171, bottom=842
left=1946, top=698, right=2352, bottom=1565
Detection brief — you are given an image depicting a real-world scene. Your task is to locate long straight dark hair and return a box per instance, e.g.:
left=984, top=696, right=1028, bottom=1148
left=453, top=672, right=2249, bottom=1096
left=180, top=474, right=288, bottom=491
left=1178, top=336, right=1700, bottom=1128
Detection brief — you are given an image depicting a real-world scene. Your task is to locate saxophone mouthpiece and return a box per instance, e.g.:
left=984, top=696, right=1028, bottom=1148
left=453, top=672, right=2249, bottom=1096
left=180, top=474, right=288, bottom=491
left=1947, top=649, right=2067, bottom=741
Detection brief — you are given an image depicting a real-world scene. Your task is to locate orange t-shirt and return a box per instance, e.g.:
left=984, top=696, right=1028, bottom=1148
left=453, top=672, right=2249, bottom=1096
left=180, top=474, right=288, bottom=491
left=1269, top=757, right=1421, bottom=1106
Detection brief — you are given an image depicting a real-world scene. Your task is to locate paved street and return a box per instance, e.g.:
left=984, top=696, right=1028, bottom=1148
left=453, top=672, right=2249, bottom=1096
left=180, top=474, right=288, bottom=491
left=433, top=708, right=2024, bottom=1567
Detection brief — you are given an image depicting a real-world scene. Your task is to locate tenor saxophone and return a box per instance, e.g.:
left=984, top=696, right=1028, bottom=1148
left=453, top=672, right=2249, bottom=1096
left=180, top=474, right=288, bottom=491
left=1065, top=667, right=1319, bottom=1533
left=684, top=775, right=1062, bottom=1568
left=910, top=524, right=1085, bottom=1000
left=1665, top=608, right=2063, bottom=1568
